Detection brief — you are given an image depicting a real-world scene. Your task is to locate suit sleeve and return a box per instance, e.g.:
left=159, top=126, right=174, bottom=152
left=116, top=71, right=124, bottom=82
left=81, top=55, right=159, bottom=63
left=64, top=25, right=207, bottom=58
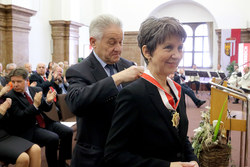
left=104, top=88, right=171, bottom=167
left=65, top=66, right=118, bottom=117
left=30, top=74, right=54, bottom=91
left=6, top=96, right=40, bottom=122
left=180, top=90, right=198, bottom=162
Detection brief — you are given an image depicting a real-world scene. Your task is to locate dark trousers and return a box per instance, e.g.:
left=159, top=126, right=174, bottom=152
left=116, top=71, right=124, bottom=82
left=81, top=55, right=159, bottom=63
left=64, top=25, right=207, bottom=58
left=31, top=122, right=73, bottom=167
left=181, top=84, right=199, bottom=105
left=188, top=81, right=200, bottom=93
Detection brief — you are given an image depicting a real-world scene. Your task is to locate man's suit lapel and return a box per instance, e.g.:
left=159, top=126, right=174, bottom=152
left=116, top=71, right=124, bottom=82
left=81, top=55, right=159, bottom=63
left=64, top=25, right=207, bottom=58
left=144, top=79, right=182, bottom=143
left=87, top=53, right=109, bottom=81
left=13, top=90, right=30, bottom=107
left=28, top=87, right=36, bottom=99
left=116, top=60, right=128, bottom=72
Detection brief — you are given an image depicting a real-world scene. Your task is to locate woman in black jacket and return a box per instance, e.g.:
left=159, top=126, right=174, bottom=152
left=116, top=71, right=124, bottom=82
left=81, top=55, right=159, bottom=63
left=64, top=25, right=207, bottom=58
left=0, top=85, right=41, bottom=167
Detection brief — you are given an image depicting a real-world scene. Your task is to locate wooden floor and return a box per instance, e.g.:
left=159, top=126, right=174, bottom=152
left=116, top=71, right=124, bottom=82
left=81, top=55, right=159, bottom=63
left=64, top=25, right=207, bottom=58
left=7, top=91, right=249, bottom=167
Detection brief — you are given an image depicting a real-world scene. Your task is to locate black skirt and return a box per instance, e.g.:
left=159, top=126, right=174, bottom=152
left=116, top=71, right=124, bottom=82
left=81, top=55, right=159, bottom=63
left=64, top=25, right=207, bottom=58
left=0, top=135, right=34, bottom=164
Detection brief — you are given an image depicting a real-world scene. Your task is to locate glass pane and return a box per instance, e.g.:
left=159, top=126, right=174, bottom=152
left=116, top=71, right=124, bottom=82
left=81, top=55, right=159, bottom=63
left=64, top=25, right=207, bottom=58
left=194, top=53, right=202, bottom=67
left=204, top=37, right=209, bottom=52
left=183, top=37, right=193, bottom=51
left=183, top=52, right=192, bottom=67
left=183, top=25, right=193, bottom=36
left=195, top=37, right=202, bottom=51
left=179, top=58, right=184, bottom=67
left=195, top=24, right=208, bottom=36
left=203, top=52, right=211, bottom=67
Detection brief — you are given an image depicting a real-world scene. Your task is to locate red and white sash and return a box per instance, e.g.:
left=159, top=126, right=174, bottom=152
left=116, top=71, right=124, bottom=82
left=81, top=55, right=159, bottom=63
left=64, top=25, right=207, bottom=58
left=141, top=70, right=181, bottom=111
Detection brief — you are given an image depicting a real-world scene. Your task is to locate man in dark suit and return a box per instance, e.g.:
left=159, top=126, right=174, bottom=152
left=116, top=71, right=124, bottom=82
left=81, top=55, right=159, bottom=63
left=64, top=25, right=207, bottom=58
left=51, top=65, right=68, bottom=94
left=0, top=76, right=6, bottom=86
left=5, top=67, right=73, bottom=167
left=29, top=63, right=55, bottom=95
left=173, top=69, right=206, bottom=108
left=24, top=63, right=36, bottom=77
left=65, top=14, right=144, bottom=167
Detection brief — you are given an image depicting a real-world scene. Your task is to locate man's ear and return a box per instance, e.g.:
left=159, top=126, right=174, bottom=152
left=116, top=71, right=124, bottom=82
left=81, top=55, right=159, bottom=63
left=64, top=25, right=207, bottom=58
left=90, top=37, right=97, bottom=49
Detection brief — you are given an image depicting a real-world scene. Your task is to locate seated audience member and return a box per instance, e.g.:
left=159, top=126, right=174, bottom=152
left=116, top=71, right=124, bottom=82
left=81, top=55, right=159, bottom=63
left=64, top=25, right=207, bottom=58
left=188, top=64, right=200, bottom=94
left=174, top=69, right=206, bottom=108
left=216, top=64, right=224, bottom=73
left=58, top=62, right=64, bottom=69
left=0, top=76, right=6, bottom=87
left=104, top=16, right=198, bottom=167
left=238, top=66, right=250, bottom=93
left=5, top=63, right=17, bottom=75
left=30, top=63, right=55, bottom=96
left=228, top=64, right=242, bottom=104
left=5, top=63, right=17, bottom=83
left=0, top=62, right=6, bottom=86
left=46, top=62, right=54, bottom=77
left=0, top=63, right=4, bottom=76
left=228, top=64, right=241, bottom=87
left=52, top=64, right=68, bottom=94
left=0, top=87, right=41, bottom=167
left=62, top=61, right=69, bottom=81
left=24, top=63, right=35, bottom=77
left=5, top=67, right=72, bottom=167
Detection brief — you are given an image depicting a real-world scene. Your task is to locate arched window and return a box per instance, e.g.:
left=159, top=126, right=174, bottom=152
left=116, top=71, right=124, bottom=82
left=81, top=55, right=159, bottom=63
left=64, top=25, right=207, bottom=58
left=179, top=23, right=212, bottom=68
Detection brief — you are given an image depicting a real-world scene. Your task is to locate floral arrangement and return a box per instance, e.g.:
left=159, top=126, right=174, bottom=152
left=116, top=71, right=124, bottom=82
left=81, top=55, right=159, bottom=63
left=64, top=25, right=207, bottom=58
left=191, top=98, right=231, bottom=167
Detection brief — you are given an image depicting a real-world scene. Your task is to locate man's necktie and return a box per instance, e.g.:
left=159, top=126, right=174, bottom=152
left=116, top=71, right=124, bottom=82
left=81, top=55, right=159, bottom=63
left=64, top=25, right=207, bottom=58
left=43, top=76, right=57, bottom=102
left=106, top=64, right=122, bottom=91
left=24, top=92, right=45, bottom=128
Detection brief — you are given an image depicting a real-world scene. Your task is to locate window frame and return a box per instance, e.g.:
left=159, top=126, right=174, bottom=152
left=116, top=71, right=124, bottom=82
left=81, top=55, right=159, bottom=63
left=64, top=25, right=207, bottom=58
left=180, top=22, right=213, bottom=69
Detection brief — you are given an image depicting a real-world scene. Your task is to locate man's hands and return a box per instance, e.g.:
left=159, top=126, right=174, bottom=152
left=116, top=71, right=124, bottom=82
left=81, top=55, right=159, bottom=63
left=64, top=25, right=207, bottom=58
left=170, top=161, right=199, bottom=167
left=33, top=91, right=43, bottom=108
left=46, top=89, right=56, bottom=103
left=0, top=85, right=11, bottom=97
left=112, top=66, right=144, bottom=86
left=0, top=98, right=12, bottom=115
left=30, top=81, right=37, bottom=87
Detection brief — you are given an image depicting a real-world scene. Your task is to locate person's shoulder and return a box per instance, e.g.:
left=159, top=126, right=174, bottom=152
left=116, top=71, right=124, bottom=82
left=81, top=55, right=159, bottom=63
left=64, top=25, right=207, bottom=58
left=123, top=78, right=146, bottom=92
left=30, top=72, right=39, bottom=78
left=119, top=57, right=135, bottom=66
left=6, top=89, right=15, bottom=97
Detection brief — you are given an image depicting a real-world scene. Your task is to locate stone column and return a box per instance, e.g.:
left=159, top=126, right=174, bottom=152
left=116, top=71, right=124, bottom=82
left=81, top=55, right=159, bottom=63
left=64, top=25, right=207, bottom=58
left=122, top=31, right=144, bottom=66
left=49, top=20, right=83, bottom=65
left=0, top=4, right=36, bottom=68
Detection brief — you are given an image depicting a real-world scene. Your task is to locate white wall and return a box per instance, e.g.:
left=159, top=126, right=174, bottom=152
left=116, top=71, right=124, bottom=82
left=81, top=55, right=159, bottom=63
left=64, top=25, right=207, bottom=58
left=2, top=0, right=250, bottom=69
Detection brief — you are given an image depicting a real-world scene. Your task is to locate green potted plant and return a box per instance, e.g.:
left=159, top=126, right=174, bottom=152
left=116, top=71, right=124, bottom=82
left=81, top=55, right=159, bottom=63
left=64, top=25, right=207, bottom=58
left=226, top=61, right=237, bottom=77
left=192, top=98, right=231, bottom=167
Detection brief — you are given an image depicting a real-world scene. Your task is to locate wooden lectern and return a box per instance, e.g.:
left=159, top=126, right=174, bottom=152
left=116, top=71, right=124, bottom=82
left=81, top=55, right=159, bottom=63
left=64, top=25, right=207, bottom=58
left=210, top=79, right=249, bottom=167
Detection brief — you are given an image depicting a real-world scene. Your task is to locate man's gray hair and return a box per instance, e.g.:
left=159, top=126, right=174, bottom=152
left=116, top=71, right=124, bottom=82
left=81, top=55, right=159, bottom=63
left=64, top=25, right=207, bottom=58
left=6, top=63, right=17, bottom=70
left=89, top=14, right=123, bottom=40
left=137, top=16, right=187, bottom=64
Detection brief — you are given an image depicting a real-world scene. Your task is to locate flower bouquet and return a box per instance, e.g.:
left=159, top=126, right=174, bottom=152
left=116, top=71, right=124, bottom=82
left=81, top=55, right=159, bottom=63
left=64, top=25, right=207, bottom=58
left=192, top=98, right=231, bottom=167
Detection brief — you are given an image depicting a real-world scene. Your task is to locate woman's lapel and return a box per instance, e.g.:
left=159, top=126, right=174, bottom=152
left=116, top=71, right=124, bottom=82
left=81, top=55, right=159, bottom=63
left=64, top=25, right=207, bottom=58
left=144, top=80, right=182, bottom=142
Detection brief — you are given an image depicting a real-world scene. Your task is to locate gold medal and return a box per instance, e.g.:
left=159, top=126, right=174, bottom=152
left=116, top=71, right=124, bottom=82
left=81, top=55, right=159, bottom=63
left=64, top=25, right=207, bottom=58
left=172, top=111, right=180, bottom=128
